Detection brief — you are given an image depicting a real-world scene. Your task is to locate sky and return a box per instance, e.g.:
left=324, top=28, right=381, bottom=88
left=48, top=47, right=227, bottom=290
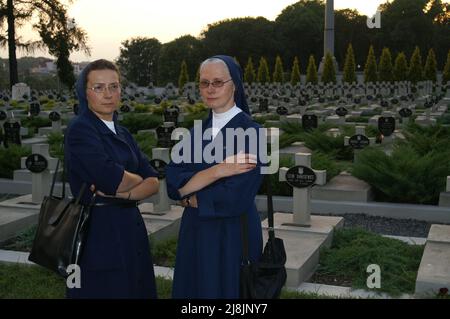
left=0, top=0, right=413, bottom=63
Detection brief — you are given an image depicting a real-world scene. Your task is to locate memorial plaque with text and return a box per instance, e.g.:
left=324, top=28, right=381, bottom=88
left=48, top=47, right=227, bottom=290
left=378, top=116, right=396, bottom=136
left=285, top=165, right=317, bottom=188
left=399, top=108, right=412, bottom=118
left=302, top=114, right=318, bottom=131
left=349, top=134, right=370, bottom=149
left=336, top=106, right=348, bottom=117
left=26, top=154, right=48, bottom=173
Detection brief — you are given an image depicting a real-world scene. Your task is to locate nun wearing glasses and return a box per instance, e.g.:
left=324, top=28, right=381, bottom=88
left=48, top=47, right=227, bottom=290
left=166, top=55, right=265, bottom=298
left=64, top=59, right=159, bottom=298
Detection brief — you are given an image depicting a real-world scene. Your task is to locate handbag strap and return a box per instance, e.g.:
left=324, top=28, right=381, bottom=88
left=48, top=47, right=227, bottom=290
left=266, top=175, right=275, bottom=241
left=49, top=135, right=67, bottom=198
left=240, top=213, right=250, bottom=264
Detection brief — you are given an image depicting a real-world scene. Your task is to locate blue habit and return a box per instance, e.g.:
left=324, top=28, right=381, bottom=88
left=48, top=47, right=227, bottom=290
left=166, top=111, right=264, bottom=299
left=65, top=108, right=158, bottom=299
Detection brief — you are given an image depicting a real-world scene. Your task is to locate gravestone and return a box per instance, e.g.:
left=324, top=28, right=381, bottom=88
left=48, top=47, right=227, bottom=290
left=12, top=83, right=30, bottom=101
left=150, top=148, right=171, bottom=213
left=344, top=126, right=376, bottom=163
left=163, top=107, right=179, bottom=126
left=23, top=144, right=58, bottom=203
left=378, top=116, right=396, bottom=137
left=302, top=114, right=318, bottom=131
left=279, top=153, right=326, bottom=227
left=49, top=111, right=62, bottom=132
left=259, top=98, right=269, bottom=113
left=29, top=102, right=41, bottom=117
left=156, top=123, right=175, bottom=148
left=3, top=120, right=22, bottom=147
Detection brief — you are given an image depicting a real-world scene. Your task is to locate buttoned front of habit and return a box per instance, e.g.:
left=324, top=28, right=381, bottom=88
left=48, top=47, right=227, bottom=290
left=65, top=108, right=158, bottom=299
left=166, top=112, right=264, bottom=299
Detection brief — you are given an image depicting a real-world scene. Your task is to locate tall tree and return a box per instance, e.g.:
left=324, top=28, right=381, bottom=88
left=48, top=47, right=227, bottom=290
left=378, top=47, right=394, bottom=82
left=117, top=37, right=161, bottom=86
left=244, top=57, right=256, bottom=83
left=364, top=45, right=378, bottom=83
left=178, top=60, right=189, bottom=93
left=306, top=54, right=318, bottom=84
left=423, top=48, right=437, bottom=82
left=443, top=49, right=450, bottom=85
left=321, top=52, right=336, bottom=84
left=343, top=43, right=356, bottom=83
left=157, top=35, right=201, bottom=86
left=290, top=56, right=301, bottom=85
left=409, top=46, right=424, bottom=84
left=393, top=52, right=409, bottom=81
left=0, top=0, right=89, bottom=88
left=257, top=57, right=270, bottom=83
left=272, top=55, right=284, bottom=83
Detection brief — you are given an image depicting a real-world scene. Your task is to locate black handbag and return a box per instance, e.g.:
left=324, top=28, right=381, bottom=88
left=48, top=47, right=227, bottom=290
left=240, top=176, right=287, bottom=299
left=28, top=159, right=94, bottom=278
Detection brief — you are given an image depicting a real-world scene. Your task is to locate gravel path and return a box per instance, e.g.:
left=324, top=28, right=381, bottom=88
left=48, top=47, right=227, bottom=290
left=316, top=213, right=435, bottom=238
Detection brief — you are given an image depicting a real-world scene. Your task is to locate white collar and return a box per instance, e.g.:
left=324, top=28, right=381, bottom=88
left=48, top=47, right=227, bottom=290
left=212, top=105, right=241, bottom=121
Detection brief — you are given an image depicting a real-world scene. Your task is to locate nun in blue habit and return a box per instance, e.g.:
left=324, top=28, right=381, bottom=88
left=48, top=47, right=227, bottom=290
left=64, top=59, right=159, bottom=298
left=166, top=55, right=265, bottom=298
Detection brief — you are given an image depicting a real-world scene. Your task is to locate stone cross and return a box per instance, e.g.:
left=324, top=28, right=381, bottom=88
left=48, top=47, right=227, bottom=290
left=22, top=144, right=58, bottom=203
left=279, top=152, right=326, bottom=227
left=344, top=126, right=375, bottom=163
left=151, top=147, right=171, bottom=213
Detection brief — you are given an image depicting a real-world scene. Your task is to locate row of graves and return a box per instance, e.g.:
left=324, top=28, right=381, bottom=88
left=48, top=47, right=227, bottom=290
left=247, top=80, right=449, bottom=131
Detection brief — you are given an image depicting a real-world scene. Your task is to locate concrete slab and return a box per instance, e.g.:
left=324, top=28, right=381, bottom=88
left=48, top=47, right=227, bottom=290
left=311, top=172, right=374, bottom=202
left=261, top=213, right=343, bottom=288
left=415, top=224, right=450, bottom=296
left=140, top=203, right=183, bottom=242
left=0, top=206, right=39, bottom=242
left=427, top=224, right=450, bottom=244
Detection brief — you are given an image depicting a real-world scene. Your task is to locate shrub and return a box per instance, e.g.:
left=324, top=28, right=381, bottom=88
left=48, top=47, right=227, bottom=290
left=316, top=228, right=424, bottom=296
left=0, top=144, right=31, bottom=179
left=150, top=236, right=178, bottom=268
left=134, top=131, right=157, bottom=158
left=120, top=113, right=162, bottom=134
left=352, top=144, right=450, bottom=204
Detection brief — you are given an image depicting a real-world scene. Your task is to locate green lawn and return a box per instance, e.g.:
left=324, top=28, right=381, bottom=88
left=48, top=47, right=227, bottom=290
left=0, top=263, right=328, bottom=299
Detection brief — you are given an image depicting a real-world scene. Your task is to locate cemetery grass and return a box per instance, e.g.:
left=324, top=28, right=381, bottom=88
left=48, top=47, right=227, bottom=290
left=0, top=263, right=334, bottom=299
left=0, top=263, right=173, bottom=299
left=311, top=228, right=424, bottom=297
left=1, top=226, right=177, bottom=269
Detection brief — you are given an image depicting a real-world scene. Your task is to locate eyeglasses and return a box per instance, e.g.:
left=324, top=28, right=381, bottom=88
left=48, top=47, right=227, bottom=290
left=199, top=79, right=232, bottom=89
left=87, top=83, right=121, bottom=94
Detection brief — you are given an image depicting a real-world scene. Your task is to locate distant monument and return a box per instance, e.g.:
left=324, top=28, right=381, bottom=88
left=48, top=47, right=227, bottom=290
left=318, top=0, right=338, bottom=74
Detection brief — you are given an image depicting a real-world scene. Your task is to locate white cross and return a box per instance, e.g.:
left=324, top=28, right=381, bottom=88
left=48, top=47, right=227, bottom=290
left=279, top=152, right=326, bottom=227
left=344, top=126, right=375, bottom=163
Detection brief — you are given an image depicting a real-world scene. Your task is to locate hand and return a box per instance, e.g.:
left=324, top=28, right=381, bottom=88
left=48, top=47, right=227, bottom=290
left=216, top=153, right=257, bottom=178
left=90, top=184, right=114, bottom=198
left=178, top=194, right=198, bottom=208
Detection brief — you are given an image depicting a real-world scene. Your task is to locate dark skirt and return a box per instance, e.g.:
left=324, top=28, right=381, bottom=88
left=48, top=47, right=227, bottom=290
left=66, top=206, right=157, bottom=299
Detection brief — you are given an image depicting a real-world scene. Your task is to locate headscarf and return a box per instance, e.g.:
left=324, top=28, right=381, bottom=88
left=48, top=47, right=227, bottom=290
left=75, top=65, right=89, bottom=115
left=211, top=55, right=250, bottom=115
left=74, top=61, right=118, bottom=120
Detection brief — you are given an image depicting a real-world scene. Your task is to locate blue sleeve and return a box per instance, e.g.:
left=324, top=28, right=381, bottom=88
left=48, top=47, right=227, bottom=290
left=165, top=160, right=196, bottom=201
left=126, top=132, right=159, bottom=179
left=196, top=166, right=263, bottom=218
left=67, top=121, right=124, bottom=195
left=196, top=121, right=265, bottom=218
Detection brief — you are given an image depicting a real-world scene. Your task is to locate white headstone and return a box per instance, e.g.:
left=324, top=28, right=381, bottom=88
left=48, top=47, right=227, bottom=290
left=12, top=83, right=30, bottom=101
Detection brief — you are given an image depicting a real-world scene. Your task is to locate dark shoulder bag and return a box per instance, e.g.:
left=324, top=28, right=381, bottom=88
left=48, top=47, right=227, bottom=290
left=240, top=176, right=287, bottom=299
left=28, top=159, right=95, bottom=278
